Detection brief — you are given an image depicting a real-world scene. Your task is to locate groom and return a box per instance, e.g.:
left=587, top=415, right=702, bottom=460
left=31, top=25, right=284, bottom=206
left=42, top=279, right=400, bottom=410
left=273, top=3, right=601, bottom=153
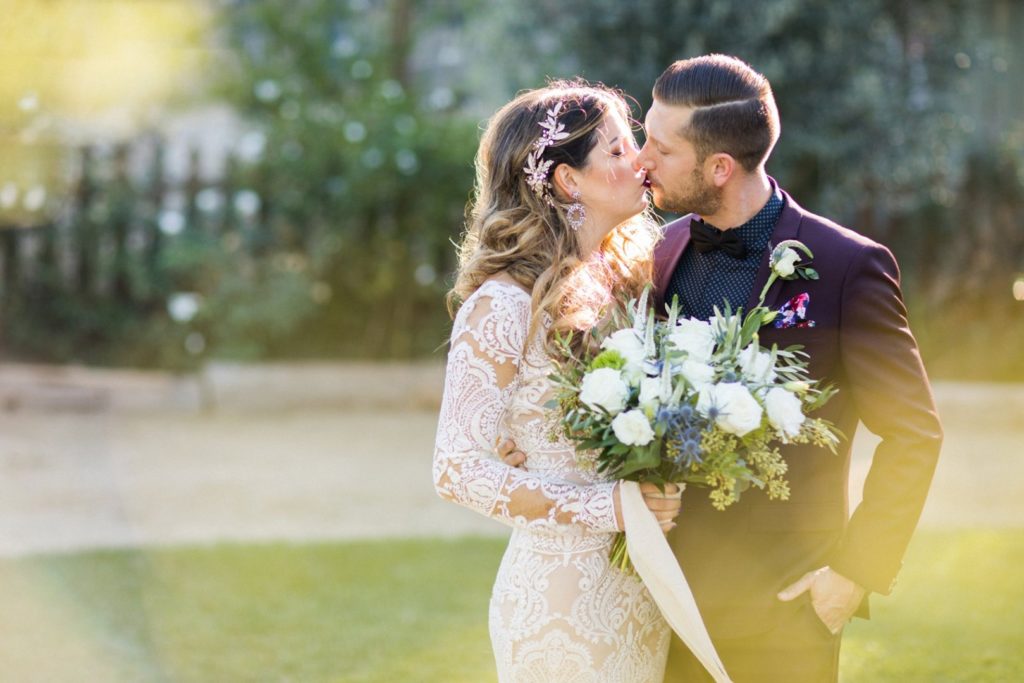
left=634, top=54, right=943, bottom=681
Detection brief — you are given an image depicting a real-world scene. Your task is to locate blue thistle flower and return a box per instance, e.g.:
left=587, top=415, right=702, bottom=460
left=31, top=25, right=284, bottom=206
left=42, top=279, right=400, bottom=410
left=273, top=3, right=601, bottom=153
left=658, top=403, right=707, bottom=470
left=672, top=439, right=701, bottom=468
left=679, top=437, right=703, bottom=466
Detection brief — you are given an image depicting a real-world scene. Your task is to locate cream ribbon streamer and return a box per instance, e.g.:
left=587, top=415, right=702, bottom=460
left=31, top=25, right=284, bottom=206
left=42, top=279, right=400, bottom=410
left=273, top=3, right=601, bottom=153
left=619, top=480, right=733, bottom=683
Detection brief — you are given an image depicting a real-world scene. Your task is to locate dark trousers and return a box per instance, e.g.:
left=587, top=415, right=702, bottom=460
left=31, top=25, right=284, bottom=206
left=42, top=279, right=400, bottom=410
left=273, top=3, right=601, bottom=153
left=665, top=600, right=843, bottom=683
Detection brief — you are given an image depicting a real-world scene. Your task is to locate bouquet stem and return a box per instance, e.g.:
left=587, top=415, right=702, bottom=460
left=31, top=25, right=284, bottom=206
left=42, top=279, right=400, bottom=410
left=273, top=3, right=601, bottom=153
left=609, top=532, right=636, bottom=575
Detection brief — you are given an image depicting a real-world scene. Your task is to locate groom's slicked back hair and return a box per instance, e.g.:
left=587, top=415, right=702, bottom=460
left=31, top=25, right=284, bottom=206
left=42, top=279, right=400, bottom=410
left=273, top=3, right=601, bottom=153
left=653, top=54, right=780, bottom=172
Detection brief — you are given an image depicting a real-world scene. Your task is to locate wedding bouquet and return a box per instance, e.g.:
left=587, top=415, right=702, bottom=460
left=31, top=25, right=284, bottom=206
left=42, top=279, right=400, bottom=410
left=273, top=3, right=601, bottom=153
left=549, top=241, right=841, bottom=571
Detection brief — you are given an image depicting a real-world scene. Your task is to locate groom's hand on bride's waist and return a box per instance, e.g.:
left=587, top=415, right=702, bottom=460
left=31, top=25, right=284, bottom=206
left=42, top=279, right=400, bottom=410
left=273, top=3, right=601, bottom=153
left=777, top=566, right=866, bottom=635
left=497, top=438, right=527, bottom=468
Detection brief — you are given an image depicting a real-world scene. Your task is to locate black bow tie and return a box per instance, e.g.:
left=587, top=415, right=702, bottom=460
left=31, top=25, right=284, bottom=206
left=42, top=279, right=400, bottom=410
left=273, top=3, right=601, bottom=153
left=690, top=219, right=748, bottom=259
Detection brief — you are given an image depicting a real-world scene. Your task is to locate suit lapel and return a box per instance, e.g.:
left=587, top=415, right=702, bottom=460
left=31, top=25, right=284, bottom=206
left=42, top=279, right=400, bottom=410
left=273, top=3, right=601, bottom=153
left=653, top=215, right=694, bottom=313
left=744, top=189, right=805, bottom=314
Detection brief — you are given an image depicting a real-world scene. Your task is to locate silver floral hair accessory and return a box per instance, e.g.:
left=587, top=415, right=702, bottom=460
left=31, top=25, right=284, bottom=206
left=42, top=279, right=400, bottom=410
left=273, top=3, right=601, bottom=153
left=523, top=100, right=569, bottom=206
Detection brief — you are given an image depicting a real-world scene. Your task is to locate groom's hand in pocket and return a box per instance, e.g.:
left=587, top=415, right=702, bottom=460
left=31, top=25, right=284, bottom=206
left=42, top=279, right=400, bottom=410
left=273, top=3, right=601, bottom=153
left=777, top=566, right=866, bottom=634
left=497, top=438, right=527, bottom=468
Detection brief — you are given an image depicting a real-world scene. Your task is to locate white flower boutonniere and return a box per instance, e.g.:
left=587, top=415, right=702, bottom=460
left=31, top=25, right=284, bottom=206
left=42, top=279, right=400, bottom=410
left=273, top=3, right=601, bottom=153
left=773, top=247, right=801, bottom=277
left=757, top=239, right=818, bottom=324
left=770, top=240, right=818, bottom=281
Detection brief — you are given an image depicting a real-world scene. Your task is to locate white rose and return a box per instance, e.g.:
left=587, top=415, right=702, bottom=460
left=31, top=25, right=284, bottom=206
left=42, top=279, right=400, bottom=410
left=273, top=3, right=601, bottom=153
left=679, top=359, right=715, bottom=391
left=669, top=318, right=716, bottom=362
left=738, top=344, right=777, bottom=384
left=601, top=329, right=646, bottom=385
left=774, top=247, right=801, bottom=277
left=765, top=387, right=806, bottom=439
left=601, top=329, right=646, bottom=364
left=638, top=377, right=665, bottom=412
left=579, top=368, right=630, bottom=415
left=697, top=382, right=763, bottom=437
left=611, top=409, right=655, bottom=446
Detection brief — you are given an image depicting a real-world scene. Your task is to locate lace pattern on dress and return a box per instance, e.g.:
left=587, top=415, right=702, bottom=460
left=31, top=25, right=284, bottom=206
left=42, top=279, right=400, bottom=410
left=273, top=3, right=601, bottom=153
left=433, top=280, right=619, bottom=534
left=433, top=278, right=668, bottom=682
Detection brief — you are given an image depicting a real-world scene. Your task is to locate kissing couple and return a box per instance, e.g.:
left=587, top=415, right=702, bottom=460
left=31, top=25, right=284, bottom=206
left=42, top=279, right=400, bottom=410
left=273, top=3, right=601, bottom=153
left=433, top=54, right=942, bottom=682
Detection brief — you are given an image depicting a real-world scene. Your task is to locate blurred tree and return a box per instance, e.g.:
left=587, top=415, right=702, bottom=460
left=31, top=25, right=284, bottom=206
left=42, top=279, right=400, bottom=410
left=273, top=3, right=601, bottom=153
left=0, top=0, right=1019, bottom=378
left=507, top=0, right=1024, bottom=379
left=208, top=0, right=480, bottom=358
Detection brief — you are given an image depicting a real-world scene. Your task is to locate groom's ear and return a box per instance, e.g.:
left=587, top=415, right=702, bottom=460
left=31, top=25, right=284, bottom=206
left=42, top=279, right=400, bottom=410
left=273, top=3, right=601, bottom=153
left=706, top=153, right=736, bottom=188
left=551, top=163, right=578, bottom=202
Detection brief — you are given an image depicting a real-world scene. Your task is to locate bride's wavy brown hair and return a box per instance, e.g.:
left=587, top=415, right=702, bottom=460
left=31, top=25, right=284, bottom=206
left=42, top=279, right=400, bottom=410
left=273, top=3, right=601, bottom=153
left=448, top=79, right=659, bottom=350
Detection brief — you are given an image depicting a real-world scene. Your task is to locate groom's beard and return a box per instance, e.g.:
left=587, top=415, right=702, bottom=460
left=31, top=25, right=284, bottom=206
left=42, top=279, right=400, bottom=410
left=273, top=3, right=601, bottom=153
left=659, top=167, right=723, bottom=216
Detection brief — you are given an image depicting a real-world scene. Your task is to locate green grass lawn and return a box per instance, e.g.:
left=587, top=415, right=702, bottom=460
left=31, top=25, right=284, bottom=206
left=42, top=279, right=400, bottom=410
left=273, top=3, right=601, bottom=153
left=2, top=530, right=1021, bottom=682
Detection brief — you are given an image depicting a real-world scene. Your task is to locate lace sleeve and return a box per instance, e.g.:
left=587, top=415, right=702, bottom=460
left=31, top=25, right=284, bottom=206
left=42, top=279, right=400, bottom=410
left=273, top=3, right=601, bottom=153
left=432, top=282, right=620, bottom=534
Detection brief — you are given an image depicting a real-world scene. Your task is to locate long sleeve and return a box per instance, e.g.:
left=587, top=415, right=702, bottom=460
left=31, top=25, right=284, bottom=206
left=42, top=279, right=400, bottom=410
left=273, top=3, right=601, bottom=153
left=432, top=282, right=620, bottom=534
left=830, top=243, right=943, bottom=594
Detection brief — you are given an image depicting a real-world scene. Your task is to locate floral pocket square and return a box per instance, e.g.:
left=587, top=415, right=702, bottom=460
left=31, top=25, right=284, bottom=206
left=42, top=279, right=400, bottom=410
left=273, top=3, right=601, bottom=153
left=774, top=292, right=816, bottom=329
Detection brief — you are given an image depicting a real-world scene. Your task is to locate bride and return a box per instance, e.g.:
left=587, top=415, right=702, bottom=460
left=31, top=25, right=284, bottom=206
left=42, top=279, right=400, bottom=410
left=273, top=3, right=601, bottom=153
left=433, top=80, right=681, bottom=682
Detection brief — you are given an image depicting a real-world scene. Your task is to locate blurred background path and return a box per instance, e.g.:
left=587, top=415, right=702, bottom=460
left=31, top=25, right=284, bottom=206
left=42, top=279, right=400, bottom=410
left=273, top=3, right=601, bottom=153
left=1, top=362, right=1020, bottom=557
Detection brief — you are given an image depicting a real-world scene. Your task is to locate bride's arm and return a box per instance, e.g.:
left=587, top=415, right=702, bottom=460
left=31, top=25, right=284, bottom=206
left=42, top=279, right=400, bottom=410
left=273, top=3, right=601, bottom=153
left=433, top=286, right=622, bottom=533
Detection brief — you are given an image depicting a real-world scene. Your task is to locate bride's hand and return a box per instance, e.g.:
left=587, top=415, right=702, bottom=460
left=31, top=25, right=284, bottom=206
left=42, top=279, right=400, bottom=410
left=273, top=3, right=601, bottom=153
left=640, top=482, right=683, bottom=534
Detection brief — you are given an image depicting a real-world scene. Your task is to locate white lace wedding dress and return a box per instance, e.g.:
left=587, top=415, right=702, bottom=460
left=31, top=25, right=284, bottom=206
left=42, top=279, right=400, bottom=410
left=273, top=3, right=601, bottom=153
left=433, top=279, right=670, bottom=682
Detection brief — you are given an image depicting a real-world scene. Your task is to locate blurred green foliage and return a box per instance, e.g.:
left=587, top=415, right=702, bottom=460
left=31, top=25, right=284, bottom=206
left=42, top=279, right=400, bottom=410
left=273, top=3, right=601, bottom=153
left=505, top=0, right=1024, bottom=379
left=0, top=0, right=1021, bottom=377
left=209, top=0, right=479, bottom=359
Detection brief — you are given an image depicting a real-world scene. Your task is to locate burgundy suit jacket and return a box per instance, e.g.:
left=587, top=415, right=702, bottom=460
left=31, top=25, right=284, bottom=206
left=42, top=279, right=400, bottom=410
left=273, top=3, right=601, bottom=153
left=656, top=188, right=943, bottom=639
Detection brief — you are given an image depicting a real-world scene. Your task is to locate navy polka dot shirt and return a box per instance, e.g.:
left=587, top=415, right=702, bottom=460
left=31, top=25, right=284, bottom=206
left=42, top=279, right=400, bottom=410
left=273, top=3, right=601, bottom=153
left=665, top=183, right=784, bottom=320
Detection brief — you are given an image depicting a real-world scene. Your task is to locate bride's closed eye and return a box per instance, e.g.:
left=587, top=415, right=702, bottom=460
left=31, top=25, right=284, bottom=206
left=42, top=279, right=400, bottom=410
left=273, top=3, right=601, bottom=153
left=610, top=139, right=639, bottom=158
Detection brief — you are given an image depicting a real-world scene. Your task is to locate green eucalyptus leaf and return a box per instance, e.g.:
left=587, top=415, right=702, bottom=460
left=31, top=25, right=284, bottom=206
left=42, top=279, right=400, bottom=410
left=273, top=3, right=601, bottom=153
left=740, top=309, right=764, bottom=343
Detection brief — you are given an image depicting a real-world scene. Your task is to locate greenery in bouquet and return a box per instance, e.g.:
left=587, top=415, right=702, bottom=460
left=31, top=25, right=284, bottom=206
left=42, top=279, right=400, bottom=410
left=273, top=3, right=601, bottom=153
left=548, top=241, right=842, bottom=570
